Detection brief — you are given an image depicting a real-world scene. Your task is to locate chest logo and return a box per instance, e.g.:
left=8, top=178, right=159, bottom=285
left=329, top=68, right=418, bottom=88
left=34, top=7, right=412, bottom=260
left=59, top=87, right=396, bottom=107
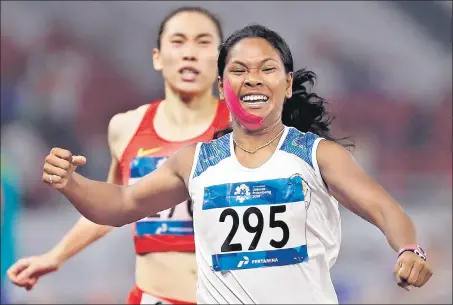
left=137, top=147, right=161, bottom=157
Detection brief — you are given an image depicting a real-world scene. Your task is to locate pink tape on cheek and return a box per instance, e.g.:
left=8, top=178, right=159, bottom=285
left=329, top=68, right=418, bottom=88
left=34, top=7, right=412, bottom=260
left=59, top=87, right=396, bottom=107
left=223, top=79, right=264, bottom=130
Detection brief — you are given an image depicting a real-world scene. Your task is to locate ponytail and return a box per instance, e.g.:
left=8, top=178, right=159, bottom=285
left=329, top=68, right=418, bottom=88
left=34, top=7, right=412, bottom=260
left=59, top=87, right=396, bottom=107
left=282, top=68, right=354, bottom=148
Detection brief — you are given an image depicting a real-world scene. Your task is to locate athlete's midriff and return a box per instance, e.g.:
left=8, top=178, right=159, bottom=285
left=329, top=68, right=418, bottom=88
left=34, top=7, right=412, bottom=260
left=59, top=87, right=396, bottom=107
left=119, top=100, right=230, bottom=300
left=136, top=252, right=197, bottom=302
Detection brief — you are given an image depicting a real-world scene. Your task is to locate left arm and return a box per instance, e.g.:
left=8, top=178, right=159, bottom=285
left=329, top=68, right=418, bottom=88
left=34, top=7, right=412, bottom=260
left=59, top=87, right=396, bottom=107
left=317, top=141, right=414, bottom=251
left=317, top=140, right=433, bottom=289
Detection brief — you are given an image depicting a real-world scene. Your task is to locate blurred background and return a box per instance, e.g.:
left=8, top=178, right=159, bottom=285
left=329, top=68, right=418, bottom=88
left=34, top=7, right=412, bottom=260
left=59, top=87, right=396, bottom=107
left=1, top=1, right=451, bottom=304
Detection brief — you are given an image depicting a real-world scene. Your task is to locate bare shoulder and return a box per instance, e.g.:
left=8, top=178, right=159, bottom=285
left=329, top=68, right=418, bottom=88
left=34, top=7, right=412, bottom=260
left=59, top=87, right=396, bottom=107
left=108, top=104, right=150, bottom=159
left=317, top=139, right=357, bottom=170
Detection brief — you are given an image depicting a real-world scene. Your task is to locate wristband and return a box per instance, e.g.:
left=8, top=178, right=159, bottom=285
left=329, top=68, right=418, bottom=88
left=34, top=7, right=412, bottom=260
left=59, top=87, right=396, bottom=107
left=398, top=244, right=427, bottom=261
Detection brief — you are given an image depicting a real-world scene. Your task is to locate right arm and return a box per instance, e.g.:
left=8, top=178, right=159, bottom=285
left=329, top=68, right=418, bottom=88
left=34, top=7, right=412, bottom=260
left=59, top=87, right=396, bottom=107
left=55, top=143, right=194, bottom=227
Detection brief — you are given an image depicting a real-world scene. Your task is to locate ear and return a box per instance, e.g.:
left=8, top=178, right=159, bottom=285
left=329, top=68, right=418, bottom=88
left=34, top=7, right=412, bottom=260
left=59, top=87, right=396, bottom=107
left=285, top=72, right=293, bottom=99
left=218, top=76, right=225, bottom=100
left=152, top=48, right=163, bottom=71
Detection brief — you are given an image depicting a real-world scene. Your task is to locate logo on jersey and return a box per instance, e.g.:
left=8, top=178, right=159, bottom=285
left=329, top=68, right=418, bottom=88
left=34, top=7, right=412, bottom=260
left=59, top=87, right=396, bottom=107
left=137, top=147, right=161, bottom=157
left=236, top=255, right=281, bottom=269
left=234, top=184, right=251, bottom=203
left=237, top=256, right=249, bottom=268
left=155, top=223, right=168, bottom=234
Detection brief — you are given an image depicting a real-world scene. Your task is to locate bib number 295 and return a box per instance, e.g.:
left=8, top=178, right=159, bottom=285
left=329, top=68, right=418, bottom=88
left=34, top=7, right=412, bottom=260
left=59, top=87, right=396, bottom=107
left=220, top=205, right=289, bottom=253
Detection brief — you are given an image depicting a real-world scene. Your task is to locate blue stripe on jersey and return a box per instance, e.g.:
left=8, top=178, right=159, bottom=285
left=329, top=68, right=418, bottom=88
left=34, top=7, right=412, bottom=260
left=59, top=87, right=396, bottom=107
left=193, top=134, right=231, bottom=179
left=135, top=220, right=194, bottom=236
left=202, top=176, right=305, bottom=210
left=130, top=156, right=168, bottom=178
left=212, top=244, right=308, bottom=272
left=279, top=128, right=318, bottom=169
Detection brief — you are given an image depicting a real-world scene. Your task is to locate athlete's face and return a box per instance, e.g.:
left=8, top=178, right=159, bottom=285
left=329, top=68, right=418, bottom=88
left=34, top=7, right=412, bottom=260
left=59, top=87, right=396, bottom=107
left=153, top=12, right=220, bottom=97
left=218, top=37, right=293, bottom=126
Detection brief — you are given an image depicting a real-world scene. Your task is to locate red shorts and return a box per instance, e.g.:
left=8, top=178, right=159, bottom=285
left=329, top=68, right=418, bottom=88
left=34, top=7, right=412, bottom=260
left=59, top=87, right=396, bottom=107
left=126, top=285, right=195, bottom=305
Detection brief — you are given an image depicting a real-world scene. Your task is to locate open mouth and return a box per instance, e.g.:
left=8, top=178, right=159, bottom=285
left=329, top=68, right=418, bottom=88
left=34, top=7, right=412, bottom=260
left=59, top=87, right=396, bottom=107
left=179, top=67, right=199, bottom=81
left=240, top=94, right=269, bottom=105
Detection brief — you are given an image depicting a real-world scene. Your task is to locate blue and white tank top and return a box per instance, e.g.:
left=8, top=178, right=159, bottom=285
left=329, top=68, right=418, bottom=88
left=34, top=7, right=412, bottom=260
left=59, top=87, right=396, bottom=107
left=188, top=126, right=341, bottom=304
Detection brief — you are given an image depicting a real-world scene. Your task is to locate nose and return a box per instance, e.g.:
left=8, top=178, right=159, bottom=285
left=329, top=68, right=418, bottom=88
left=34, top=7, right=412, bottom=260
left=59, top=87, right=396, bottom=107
left=183, top=54, right=196, bottom=62
left=244, top=73, right=264, bottom=87
left=182, top=44, right=197, bottom=62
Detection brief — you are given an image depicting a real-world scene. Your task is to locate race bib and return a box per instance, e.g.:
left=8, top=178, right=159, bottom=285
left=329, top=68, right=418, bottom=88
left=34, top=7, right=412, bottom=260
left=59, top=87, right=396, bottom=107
left=129, top=156, right=193, bottom=236
left=202, top=175, right=311, bottom=271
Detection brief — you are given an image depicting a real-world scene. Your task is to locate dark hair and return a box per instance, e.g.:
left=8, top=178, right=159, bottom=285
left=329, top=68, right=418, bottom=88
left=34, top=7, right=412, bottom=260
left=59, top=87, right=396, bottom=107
left=157, top=6, right=224, bottom=49
left=215, top=24, right=353, bottom=148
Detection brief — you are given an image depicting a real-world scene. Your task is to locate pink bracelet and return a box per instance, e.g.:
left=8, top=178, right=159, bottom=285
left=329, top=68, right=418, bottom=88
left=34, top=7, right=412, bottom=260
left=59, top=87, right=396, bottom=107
left=398, top=244, right=427, bottom=261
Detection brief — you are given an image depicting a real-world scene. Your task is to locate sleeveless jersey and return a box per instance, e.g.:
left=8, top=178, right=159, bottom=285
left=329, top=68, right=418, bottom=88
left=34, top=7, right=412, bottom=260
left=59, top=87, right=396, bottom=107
left=188, top=126, right=341, bottom=304
left=119, top=100, right=230, bottom=254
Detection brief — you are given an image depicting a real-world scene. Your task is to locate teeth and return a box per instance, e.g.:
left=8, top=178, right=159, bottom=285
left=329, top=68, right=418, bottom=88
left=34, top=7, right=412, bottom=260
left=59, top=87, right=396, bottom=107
left=241, top=95, right=269, bottom=102
left=182, top=69, right=196, bottom=75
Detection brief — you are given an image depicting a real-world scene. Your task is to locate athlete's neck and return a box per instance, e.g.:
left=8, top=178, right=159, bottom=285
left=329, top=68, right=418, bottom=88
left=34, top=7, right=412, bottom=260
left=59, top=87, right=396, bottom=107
left=161, top=85, right=218, bottom=126
left=232, top=118, right=285, bottom=151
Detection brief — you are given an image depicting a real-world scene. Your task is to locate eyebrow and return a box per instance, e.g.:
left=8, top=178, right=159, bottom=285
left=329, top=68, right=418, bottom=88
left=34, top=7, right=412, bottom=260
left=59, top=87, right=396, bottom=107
left=170, top=33, right=214, bottom=40
left=230, top=58, right=278, bottom=67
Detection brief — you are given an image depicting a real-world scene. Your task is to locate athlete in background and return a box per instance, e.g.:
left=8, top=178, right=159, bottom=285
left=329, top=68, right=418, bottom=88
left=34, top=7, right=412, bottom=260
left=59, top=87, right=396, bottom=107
left=7, top=6, right=229, bottom=304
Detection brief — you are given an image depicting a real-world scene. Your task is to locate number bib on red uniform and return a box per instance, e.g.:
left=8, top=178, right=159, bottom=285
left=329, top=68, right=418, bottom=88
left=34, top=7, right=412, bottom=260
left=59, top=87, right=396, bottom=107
left=130, top=156, right=194, bottom=253
left=202, top=175, right=310, bottom=272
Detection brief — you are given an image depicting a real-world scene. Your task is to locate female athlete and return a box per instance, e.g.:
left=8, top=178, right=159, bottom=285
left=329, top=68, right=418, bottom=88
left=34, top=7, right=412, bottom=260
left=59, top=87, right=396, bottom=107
left=8, top=7, right=229, bottom=305
left=36, top=24, right=432, bottom=303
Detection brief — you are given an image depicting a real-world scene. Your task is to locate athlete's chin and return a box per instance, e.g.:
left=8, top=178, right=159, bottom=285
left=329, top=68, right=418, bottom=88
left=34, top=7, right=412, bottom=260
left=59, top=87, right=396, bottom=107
left=175, top=82, right=208, bottom=96
left=241, top=102, right=270, bottom=116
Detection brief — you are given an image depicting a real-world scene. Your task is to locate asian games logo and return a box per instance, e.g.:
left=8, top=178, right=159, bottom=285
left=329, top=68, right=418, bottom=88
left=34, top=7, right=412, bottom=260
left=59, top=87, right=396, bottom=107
left=234, top=184, right=251, bottom=203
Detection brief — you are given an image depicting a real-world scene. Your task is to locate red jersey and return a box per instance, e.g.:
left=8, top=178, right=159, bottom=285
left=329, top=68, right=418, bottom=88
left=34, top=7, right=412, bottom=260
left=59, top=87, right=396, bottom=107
left=119, top=100, right=230, bottom=254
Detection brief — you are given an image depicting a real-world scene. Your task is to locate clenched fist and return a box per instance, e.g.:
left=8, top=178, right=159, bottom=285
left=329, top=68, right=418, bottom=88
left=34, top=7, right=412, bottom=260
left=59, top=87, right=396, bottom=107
left=42, top=148, right=86, bottom=189
left=394, top=251, right=433, bottom=291
left=7, top=253, right=61, bottom=291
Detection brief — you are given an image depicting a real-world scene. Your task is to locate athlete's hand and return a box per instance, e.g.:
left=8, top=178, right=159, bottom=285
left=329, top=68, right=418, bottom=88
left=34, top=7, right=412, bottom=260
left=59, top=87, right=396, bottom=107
left=42, top=148, right=86, bottom=189
left=393, top=251, right=433, bottom=291
left=7, top=253, right=61, bottom=291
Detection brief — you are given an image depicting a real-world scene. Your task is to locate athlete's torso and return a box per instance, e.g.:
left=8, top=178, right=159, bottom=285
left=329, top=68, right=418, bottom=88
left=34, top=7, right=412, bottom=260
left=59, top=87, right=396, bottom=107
left=119, top=99, right=230, bottom=254
left=188, top=127, right=341, bottom=304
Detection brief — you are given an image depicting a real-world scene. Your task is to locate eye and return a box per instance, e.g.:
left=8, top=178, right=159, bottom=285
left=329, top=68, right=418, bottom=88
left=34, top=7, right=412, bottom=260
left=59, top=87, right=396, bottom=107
left=171, top=40, right=184, bottom=45
left=263, top=67, right=276, bottom=73
left=231, top=69, right=246, bottom=75
left=199, top=40, right=212, bottom=45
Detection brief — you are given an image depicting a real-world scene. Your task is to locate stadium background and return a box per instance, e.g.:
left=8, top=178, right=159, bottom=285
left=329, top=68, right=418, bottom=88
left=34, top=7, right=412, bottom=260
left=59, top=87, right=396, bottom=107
left=1, top=1, right=451, bottom=303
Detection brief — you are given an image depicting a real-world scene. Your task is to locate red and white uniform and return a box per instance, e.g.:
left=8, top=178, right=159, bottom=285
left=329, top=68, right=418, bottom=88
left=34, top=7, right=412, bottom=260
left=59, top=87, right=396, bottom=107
left=119, top=100, right=230, bottom=254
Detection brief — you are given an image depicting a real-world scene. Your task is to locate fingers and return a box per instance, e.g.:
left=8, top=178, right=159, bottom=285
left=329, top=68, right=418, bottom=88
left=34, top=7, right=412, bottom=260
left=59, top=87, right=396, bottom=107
left=16, top=262, right=40, bottom=284
left=7, top=259, right=33, bottom=287
left=414, top=266, right=428, bottom=287
left=43, top=163, right=68, bottom=178
left=406, top=261, right=424, bottom=286
left=394, top=261, right=413, bottom=291
left=50, top=147, right=73, bottom=162
left=48, top=148, right=86, bottom=167
left=45, top=153, right=72, bottom=170
left=399, top=281, right=412, bottom=291
left=398, top=261, right=413, bottom=282
left=42, top=173, right=63, bottom=186
left=419, top=267, right=433, bottom=287
left=25, top=277, right=39, bottom=291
